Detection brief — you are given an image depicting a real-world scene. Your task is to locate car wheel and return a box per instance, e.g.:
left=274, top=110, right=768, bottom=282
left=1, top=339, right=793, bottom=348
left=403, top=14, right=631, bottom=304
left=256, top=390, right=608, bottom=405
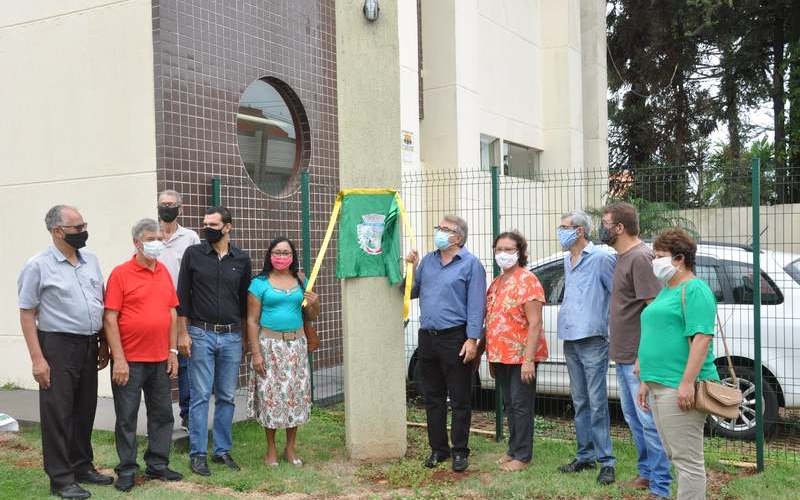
left=707, top=364, right=777, bottom=440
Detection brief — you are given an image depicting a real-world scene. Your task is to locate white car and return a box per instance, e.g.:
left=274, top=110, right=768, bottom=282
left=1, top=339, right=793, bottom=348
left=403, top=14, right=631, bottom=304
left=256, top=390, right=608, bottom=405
left=406, top=242, right=800, bottom=440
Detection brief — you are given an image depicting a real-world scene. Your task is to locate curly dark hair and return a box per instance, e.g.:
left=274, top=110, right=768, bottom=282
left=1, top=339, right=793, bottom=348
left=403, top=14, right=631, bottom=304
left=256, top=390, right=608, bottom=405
left=652, top=227, right=697, bottom=272
left=493, top=230, right=529, bottom=268
left=258, top=237, right=300, bottom=279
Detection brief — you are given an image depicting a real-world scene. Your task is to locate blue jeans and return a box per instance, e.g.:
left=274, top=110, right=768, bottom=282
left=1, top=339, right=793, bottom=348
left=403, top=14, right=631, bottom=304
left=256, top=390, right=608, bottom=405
left=617, top=363, right=672, bottom=497
left=187, top=326, right=242, bottom=457
left=564, top=336, right=615, bottom=467
left=178, top=354, right=190, bottom=419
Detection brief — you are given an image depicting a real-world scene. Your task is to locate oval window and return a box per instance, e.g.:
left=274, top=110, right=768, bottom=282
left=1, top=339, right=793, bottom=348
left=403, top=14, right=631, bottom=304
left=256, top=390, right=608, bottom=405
left=236, top=78, right=305, bottom=196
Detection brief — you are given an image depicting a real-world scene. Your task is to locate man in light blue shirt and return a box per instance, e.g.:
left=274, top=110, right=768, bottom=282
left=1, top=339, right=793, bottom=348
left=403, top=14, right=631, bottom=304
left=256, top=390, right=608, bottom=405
left=555, top=210, right=617, bottom=485
left=406, top=214, right=487, bottom=473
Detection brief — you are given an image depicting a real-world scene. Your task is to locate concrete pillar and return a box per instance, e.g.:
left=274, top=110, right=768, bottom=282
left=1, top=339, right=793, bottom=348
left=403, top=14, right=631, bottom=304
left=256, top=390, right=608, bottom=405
left=335, top=0, right=406, bottom=460
left=580, top=0, right=609, bottom=174
left=539, top=0, right=584, bottom=172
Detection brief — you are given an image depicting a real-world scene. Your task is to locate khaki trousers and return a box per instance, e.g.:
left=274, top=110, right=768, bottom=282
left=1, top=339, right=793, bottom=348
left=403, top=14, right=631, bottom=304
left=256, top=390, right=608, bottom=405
left=648, top=383, right=708, bottom=500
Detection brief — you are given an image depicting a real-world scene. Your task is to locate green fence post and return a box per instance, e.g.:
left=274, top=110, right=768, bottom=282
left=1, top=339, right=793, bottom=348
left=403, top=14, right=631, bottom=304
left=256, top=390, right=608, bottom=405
left=211, top=178, right=221, bottom=206
left=491, top=166, right=503, bottom=442
left=751, top=157, right=764, bottom=472
left=301, top=170, right=315, bottom=400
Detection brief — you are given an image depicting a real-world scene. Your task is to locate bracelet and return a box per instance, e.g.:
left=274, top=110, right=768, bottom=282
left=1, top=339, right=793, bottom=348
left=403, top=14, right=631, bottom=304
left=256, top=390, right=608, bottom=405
left=169, top=348, right=179, bottom=355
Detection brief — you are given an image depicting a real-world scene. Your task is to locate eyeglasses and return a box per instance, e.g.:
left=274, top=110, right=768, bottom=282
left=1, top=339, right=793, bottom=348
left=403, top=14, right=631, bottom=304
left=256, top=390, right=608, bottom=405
left=433, top=226, right=458, bottom=235
left=158, top=202, right=180, bottom=208
left=271, top=250, right=293, bottom=257
left=601, top=219, right=619, bottom=228
left=494, top=247, right=518, bottom=254
left=556, top=225, right=579, bottom=230
left=58, top=223, right=88, bottom=232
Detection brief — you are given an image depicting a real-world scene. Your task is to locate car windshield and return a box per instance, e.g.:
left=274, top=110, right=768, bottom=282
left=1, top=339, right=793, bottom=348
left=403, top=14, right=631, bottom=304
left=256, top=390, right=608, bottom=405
left=785, top=257, right=800, bottom=286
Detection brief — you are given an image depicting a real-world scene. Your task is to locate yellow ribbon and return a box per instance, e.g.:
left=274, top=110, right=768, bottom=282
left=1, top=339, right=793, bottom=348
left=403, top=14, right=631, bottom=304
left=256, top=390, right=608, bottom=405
left=303, top=188, right=416, bottom=321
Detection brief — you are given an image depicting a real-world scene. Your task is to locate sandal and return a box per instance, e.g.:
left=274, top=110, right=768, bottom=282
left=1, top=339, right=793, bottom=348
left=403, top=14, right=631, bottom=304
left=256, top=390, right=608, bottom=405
left=496, top=454, right=513, bottom=465
left=283, top=451, right=303, bottom=467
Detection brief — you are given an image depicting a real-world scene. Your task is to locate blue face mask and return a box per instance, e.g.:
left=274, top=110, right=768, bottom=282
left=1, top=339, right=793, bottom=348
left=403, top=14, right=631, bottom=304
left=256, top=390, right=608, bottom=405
left=557, top=228, right=579, bottom=250
left=433, top=230, right=453, bottom=251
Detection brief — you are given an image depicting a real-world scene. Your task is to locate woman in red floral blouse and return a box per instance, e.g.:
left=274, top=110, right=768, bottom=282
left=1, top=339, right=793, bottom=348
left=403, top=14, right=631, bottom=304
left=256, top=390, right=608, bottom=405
left=485, top=231, right=548, bottom=471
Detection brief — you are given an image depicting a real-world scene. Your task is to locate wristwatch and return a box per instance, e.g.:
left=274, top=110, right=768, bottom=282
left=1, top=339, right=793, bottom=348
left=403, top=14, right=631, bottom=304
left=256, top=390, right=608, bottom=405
left=169, top=348, right=179, bottom=355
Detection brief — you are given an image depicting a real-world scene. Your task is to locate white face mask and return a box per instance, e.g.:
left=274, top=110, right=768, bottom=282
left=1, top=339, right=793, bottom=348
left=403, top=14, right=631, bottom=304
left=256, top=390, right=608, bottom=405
left=142, top=240, right=165, bottom=259
left=495, top=252, right=519, bottom=270
left=652, top=256, right=678, bottom=282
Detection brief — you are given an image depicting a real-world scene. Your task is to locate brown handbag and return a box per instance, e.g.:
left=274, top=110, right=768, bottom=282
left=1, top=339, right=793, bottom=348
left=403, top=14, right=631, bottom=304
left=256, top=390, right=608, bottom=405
left=681, top=285, right=743, bottom=419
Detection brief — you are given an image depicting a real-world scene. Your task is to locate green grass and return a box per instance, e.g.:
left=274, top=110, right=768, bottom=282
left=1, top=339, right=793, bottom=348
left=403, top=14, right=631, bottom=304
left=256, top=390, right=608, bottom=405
left=0, top=405, right=797, bottom=499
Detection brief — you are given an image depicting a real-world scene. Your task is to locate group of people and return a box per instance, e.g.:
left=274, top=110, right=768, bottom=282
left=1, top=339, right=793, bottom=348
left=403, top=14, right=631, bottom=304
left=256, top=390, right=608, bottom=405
left=18, top=191, right=318, bottom=499
left=408, top=203, right=719, bottom=500
left=18, top=191, right=718, bottom=500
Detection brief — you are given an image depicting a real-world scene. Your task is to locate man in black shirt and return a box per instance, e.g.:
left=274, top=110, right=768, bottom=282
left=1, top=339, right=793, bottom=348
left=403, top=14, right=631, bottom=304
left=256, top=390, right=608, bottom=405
left=177, top=206, right=251, bottom=476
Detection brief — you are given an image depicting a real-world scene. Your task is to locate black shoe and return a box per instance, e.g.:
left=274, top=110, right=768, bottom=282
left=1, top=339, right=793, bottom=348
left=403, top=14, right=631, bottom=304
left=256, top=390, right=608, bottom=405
left=597, top=465, right=616, bottom=485
left=558, top=458, right=596, bottom=473
left=50, top=483, right=91, bottom=499
left=452, top=453, right=469, bottom=473
left=145, top=466, right=183, bottom=482
left=211, top=452, right=241, bottom=471
left=75, top=468, right=114, bottom=486
left=114, top=475, right=135, bottom=492
left=180, top=416, right=189, bottom=431
left=423, top=452, right=450, bottom=468
left=189, top=456, right=211, bottom=476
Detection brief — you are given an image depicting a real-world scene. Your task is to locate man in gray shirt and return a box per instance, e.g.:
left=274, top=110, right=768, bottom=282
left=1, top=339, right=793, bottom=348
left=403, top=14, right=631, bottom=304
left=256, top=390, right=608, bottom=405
left=18, top=205, right=113, bottom=500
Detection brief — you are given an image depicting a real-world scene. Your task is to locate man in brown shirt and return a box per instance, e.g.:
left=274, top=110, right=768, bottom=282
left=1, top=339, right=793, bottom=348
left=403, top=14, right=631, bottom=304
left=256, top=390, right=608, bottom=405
left=600, top=203, right=671, bottom=500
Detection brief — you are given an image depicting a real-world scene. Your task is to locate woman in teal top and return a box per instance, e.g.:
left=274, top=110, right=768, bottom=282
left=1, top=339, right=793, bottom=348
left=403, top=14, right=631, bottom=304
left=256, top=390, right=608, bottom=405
left=246, top=237, right=319, bottom=467
left=637, top=228, right=719, bottom=500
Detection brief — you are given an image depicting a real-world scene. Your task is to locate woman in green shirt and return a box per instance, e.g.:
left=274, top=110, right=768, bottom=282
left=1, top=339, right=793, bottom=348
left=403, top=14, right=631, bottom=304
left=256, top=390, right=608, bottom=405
left=637, top=228, right=719, bottom=500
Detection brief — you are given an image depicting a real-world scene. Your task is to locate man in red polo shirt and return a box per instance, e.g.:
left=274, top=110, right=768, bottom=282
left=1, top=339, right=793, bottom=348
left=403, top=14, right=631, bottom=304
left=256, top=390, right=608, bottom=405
left=104, top=218, right=183, bottom=492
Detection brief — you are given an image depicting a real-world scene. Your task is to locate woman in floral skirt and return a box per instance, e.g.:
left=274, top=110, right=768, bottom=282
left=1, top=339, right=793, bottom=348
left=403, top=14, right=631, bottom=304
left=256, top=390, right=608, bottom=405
left=246, top=237, right=319, bottom=466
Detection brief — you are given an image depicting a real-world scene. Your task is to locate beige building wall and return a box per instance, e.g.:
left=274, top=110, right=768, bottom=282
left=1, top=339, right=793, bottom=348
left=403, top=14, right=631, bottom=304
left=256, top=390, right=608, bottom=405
left=0, top=0, right=158, bottom=396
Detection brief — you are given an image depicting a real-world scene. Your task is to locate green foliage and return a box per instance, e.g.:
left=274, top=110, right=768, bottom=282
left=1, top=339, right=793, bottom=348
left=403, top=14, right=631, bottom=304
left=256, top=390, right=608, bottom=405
left=699, top=138, right=776, bottom=206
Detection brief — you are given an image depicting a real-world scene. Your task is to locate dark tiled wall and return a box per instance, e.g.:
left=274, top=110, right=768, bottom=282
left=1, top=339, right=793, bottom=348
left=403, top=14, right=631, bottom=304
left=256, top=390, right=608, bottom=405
left=151, top=1, right=341, bottom=388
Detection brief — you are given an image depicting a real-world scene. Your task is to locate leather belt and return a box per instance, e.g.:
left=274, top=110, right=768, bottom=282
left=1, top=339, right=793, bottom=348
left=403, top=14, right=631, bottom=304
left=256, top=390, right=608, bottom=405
left=260, top=327, right=304, bottom=342
left=190, top=320, right=241, bottom=333
left=419, top=324, right=467, bottom=336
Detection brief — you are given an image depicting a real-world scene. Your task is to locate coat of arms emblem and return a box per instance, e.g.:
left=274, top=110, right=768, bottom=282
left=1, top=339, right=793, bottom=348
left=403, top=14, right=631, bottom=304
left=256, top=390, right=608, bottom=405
left=356, top=213, right=386, bottom=255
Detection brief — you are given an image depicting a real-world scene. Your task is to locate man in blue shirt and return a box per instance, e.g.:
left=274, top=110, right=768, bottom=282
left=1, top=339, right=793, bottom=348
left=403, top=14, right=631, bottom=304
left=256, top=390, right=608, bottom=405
left=406, top=214, right=487, bottom=473
left=555, top=210, right=617, bottom=485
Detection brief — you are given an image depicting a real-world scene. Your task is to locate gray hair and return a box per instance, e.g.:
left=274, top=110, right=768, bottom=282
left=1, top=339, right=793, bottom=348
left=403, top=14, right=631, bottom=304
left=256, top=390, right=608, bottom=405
left=45, top=205, right=76, bottom=231
left=131, top=218, right=160, bottom=241
left=442, top=214, right=469, bottom=247
left=561, top=209, right=593, bottom=238
left=158, top=189, right=183, bottom=204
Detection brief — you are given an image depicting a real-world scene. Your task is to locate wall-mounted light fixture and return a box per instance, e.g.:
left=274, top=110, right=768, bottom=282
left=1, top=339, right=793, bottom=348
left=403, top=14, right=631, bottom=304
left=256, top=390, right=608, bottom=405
left=363, top=0, right=380, bottom=22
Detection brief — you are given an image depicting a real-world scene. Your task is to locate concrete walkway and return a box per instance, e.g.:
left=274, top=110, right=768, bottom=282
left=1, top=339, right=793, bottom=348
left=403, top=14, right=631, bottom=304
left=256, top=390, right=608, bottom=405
left=0, top=389, right=248, bottom=441
left=0, top=365, right=343, bottom=440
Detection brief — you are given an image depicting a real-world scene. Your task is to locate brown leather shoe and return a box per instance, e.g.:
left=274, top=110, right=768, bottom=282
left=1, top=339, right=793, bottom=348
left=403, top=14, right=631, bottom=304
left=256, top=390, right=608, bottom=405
left=499, top=459, right=529, bottom=472
left=496, top=454, right=513, bottom=465
left=621, top=476, right=650, bottom=490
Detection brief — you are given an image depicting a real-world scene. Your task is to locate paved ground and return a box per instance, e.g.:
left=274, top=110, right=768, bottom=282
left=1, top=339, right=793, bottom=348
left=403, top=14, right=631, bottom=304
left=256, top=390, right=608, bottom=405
left=0, top=389, right=249, bottom=440
left=0, top=365, right=343, bottom=439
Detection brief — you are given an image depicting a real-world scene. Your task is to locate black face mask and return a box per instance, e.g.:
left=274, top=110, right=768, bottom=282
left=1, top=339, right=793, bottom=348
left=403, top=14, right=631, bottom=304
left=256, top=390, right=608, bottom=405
left=63, top=231, right=89, bottom=250
left=158, top=206, right=179, bottom=223
left=204, top=227, right=224, bottom=244
left=598, top=224, right=618, bottom=246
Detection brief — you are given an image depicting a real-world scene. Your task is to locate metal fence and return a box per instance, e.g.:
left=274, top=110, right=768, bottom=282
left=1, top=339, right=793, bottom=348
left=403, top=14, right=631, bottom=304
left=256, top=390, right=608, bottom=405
left=400, top=163, right=800, bottom=465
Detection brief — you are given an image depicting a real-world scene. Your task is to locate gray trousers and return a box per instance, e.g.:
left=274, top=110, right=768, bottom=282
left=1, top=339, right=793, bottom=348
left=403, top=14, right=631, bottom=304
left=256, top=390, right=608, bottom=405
left=494, top=363, right=537, bottom=462
left=111, top=361, right=174, bottom=476
left=648, top=383, right=707, bottom=500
